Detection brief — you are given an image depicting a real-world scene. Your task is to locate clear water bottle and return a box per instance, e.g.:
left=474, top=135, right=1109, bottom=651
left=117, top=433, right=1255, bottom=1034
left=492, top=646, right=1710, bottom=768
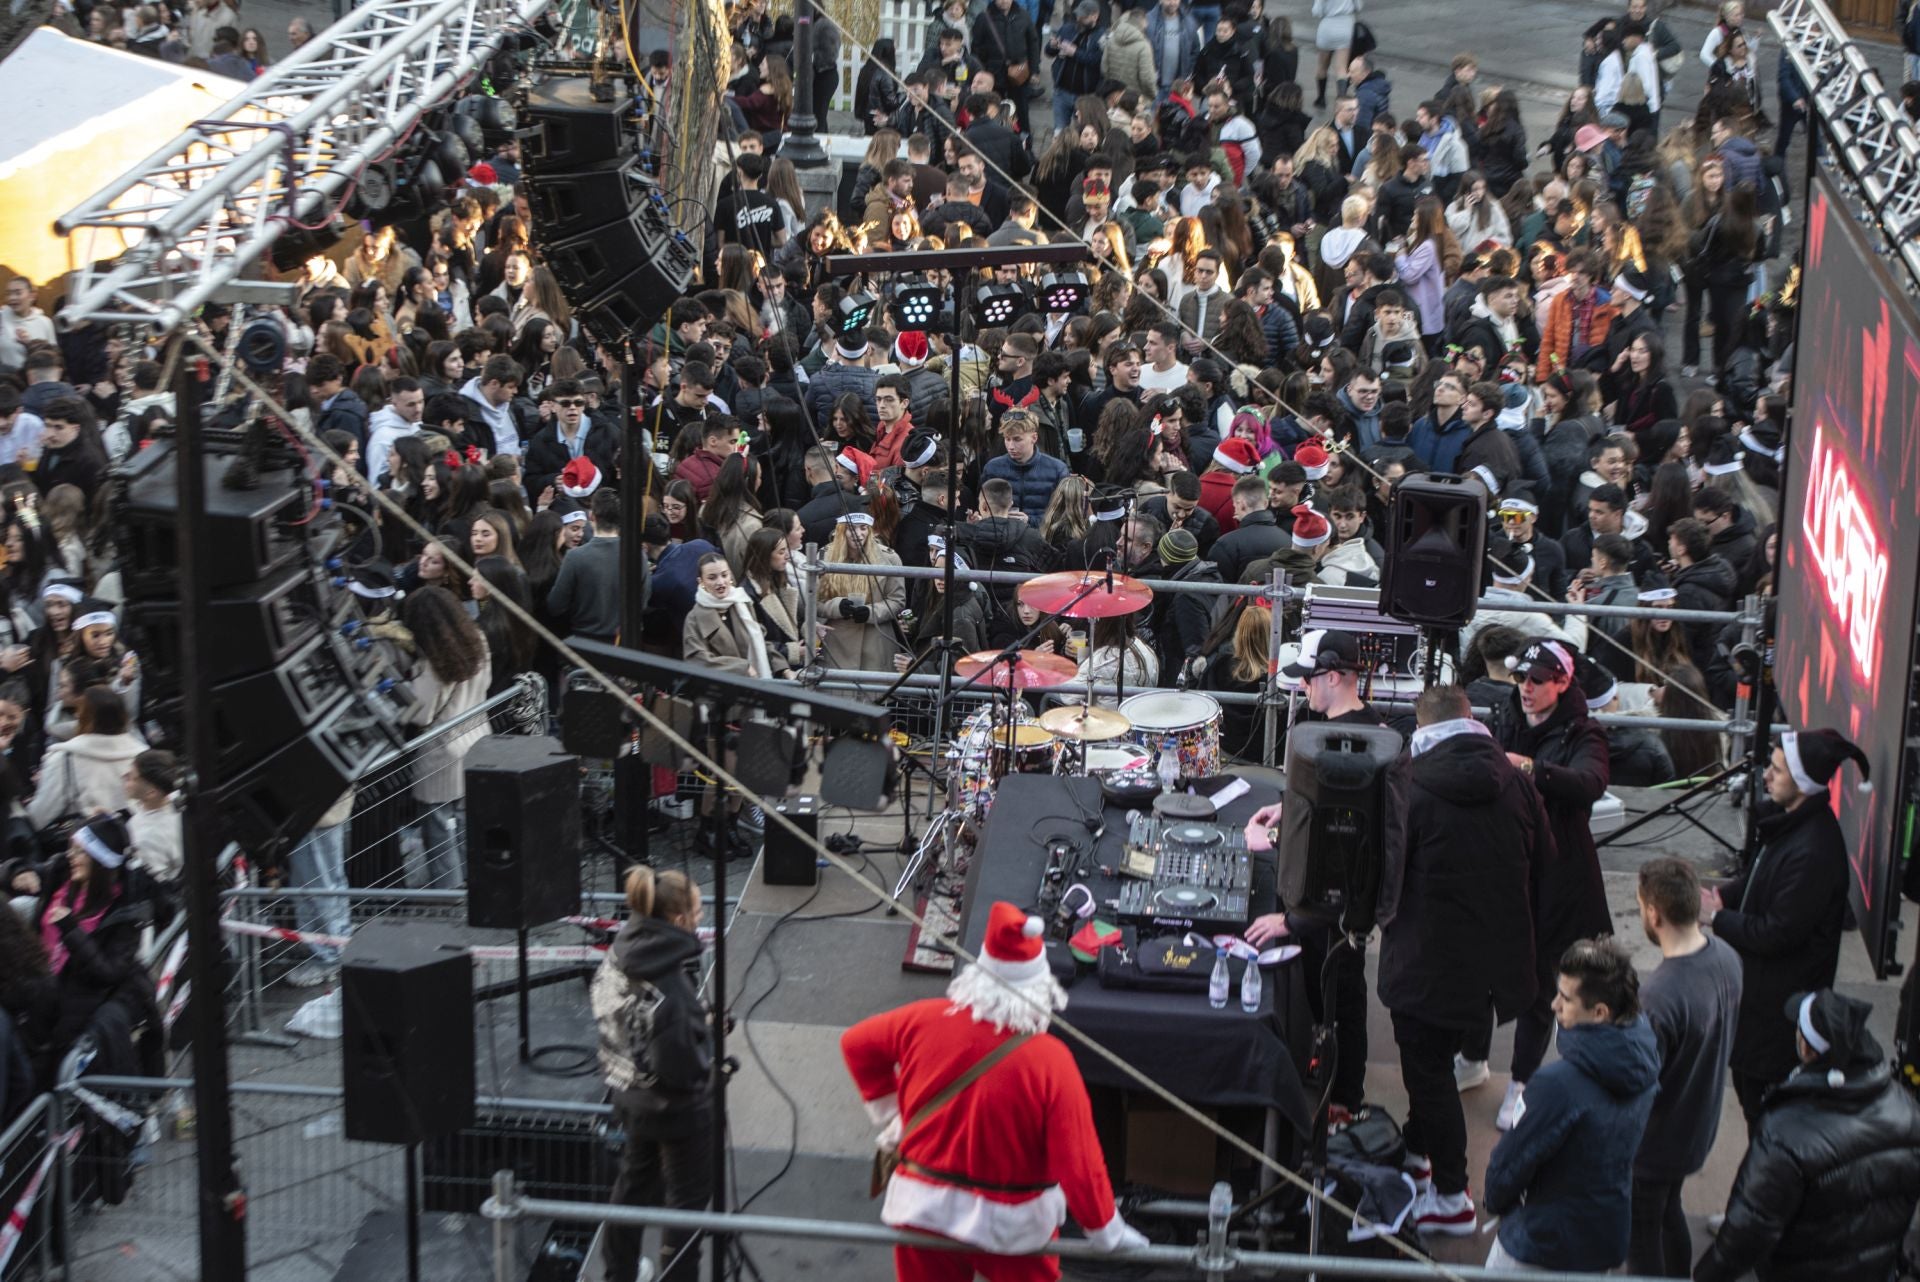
left=1240, top=955, right=1262, bottom=1013
left=1067, top=426, right=1085, bottom=454
left=1158, top=743, right=1180, bottom=793
left=1208, top=947, right=1230, bottom=1009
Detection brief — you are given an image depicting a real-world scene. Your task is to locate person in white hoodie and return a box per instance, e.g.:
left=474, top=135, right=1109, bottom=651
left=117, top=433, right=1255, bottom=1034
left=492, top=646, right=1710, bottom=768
left=459, top=354, right=525, bottom=457
left=122, top=749, right=182, bottom=889
left=30, top=687, right=146, bottom=832
left=1313, top=194, right=1378, bottom=312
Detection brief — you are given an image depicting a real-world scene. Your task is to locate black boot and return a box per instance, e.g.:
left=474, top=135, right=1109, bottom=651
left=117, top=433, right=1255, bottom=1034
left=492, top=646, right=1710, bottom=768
left=1314, top=76, right=1327, bottom=108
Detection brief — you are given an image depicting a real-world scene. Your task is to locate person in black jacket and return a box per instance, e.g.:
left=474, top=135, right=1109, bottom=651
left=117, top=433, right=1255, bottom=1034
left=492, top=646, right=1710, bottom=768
left=1377, top=684, right=1551, bottom=1236
left=1695, top=988, right=1920, bottom=1282
left=522, top=379, right=620, bottom=503
left=1664, top=517, right=1737, bottom=674
left=970, top=0, right=1041, bottom=137
left=1452, top=382, right=1522, bottom=499
left=1461, top=640, right=1612, bottom=1132
left=33, top=397, right=111, bottom=502
left=598, top=866, right=713, bottom=1282
left=1701, top=730, right=1866, bottom=1124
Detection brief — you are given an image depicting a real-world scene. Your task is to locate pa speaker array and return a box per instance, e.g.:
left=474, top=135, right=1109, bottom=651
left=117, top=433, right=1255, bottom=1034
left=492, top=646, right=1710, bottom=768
left=518, top=75, right=696, bottom=348
left=117, top=440, right=409, bottom=854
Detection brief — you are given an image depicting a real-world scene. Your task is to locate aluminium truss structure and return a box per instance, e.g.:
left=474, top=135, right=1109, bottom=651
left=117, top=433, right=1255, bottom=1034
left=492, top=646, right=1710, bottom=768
left=1770, top=0, right=1920, bottom=296
left=55, top=0, right=550, bottom=333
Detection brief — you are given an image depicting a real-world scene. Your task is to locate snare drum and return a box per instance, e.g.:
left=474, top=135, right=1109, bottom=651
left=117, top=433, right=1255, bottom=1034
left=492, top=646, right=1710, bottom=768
left=950, top=708, right=1054, bottom=813
left=1120, top=691, right=1223, bottom=780
left=1053, top=740, right=1150, bottom=778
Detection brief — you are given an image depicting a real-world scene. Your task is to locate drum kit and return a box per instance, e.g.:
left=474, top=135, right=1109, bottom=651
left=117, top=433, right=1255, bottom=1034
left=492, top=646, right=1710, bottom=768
left=940, top=570, right=1225, bottom=819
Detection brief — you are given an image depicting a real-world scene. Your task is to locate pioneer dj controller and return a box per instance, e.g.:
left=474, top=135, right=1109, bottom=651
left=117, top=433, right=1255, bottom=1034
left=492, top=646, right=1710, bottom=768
left=1110, top=815, right=1254, bottom=933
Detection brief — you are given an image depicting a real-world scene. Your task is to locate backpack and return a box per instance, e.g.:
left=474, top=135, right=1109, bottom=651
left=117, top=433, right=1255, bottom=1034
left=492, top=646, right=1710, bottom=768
left=592, top=950, right=667, bottom=1092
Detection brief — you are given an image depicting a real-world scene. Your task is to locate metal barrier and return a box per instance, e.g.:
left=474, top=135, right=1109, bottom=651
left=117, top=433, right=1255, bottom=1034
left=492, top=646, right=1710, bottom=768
left=0, top=1093, right=56, bottom=1280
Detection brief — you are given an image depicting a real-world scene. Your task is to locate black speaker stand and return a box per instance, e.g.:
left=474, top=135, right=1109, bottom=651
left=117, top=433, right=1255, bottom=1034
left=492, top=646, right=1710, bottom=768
left=404, top=1140, right=422, bottom=1282
left=472, top=925, right=597, bottom=1075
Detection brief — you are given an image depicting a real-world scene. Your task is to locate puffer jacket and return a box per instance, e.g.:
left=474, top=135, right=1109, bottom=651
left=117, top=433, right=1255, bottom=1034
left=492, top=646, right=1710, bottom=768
left=1499, top=684, right=1611, bottom=958
left=1485, top=1016, right=1661, bottom=1271
left=979, top=450, right=1069, bottom=524
left=1101, top=18, right=1157, bottom=101
left=1696, top=1060, right=1920, bottom=1282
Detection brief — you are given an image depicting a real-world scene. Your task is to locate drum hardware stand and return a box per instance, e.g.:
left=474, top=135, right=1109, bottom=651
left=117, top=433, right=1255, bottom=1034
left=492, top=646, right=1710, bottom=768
left=1595, top=758, right=1751, bottom=854
left=946, top=578, right=1108, bottom=776
left=875, top=634, right=970, bottom=862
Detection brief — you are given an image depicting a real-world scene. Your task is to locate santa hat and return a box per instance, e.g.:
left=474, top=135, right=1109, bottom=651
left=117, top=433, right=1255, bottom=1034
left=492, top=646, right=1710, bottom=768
left=467, top=161, right=499, bottom=186
left=835, top=447, right=876, bottom=486
left=1290, top=504, right=1330, bottom=548
left=1213, top=437, right=1260, bottom=474
left=1293, top=439, right=1330, bottom=480
left=348, top=560, right=402, bottom=600
left=559, top=456, right=602, bottom=498
left=977, top=901, right=1048, bottom=984
left=1781, top=728, right=1871, bottom=795
left=893, top=330, right=930, bottom=368
left=1787, top=989, right=1882, bottom=1079
left=1574, top=651, right=1618, bottom=711
left=835, top=334, right=870, bottom=361
left=1490, top=544, right=1533, bottom=586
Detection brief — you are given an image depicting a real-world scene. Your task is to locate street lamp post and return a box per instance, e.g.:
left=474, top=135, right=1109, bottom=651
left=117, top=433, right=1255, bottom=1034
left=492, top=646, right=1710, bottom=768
left=781, top=0, right=828, bottom=168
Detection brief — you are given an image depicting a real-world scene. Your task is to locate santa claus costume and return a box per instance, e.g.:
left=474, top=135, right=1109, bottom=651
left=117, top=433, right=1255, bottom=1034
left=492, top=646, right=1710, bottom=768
left=841, top=902, right=1147, bottom=1282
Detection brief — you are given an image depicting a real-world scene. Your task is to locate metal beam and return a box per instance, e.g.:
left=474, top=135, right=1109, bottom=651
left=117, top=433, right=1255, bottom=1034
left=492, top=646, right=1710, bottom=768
left=55, top=0, right=551, bottom=333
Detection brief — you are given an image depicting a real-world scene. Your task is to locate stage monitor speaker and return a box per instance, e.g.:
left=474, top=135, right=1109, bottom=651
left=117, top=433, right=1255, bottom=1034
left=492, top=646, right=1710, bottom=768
left=762, top=794, right=820, bottom=887
left=213, top=691, right=402, bottom=852
left=1277, top=723, right=1402, bottom=936
left=524, top=160, right=652, bottom=242
left=1379, top=474, right=1487, bottom=630
left=341, top=922, right=475, bottom=1145
left=116, top=441, right=310, bottom=590
left=131, top=560, right=330, bottom=693
left=463, top=735, right=582, bottom=929
left=517, top=76, right=629, bottom=170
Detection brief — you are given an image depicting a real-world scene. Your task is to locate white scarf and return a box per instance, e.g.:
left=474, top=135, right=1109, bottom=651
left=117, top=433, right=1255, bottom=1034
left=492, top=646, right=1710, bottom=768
left=695, top=586, right=772, bottom=680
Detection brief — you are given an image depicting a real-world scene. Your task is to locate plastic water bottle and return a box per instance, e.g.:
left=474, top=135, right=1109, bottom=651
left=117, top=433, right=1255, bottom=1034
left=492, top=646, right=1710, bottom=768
left=1208, top=947, right=1230, bottom=1009
left=1158, top=743, right=1180, bottom=793
left=1240, top=955, right=1262, bottom=1013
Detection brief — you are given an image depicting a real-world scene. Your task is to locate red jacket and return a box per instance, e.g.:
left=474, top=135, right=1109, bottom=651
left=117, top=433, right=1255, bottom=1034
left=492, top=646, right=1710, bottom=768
left=871, top=412, right=915, bottom=473
left=673, top=447, right=731, bottom=502
left=1199, top=468, right=1240, bottom=533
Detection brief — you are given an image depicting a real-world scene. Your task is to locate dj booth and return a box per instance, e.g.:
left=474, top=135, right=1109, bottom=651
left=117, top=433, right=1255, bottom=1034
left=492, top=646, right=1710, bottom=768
left=958, top=774, right=1314, bottom=1140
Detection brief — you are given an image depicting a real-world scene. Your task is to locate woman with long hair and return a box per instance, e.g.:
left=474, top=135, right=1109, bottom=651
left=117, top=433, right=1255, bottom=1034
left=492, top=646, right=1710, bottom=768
left=660, top=480, right=698, bottom=543
left=1034, top=126, right=1094, bottom=227
left=1445, top=170, right=1513, bottom=248
left=487, top=479, right=532, bottom=539
left=815, top=515, right=904, bottom=673
left=1212, top=193, right=1256, bottom=273
left=1547, top=85, right=1599, bottom=173
left=1396, top=197, right=1462, bottom=342
left=2, top=515, right=48, bottom=610
left=398, top=586, right=490, bottom=888
left=1610, top=332, right=1679, bottom=434
left=1294, top=126, right=1351, bottom=226
left=1679, top=153, right=1729, bottom=373
left=741, top=526, right=807, bottom=669
left=1204, top=603, right=1271, bottom=760
left=1215, top=300, right=1270, bottom=368
left=849, top=129, right=902, bottom=217
left=467, top=509, right=522, bottom=570
left=828, top=393, right=876, bottom=452
left=1697, top=181, right=1761, bottom=376
left=1038, top=475, right=1092, bottom=548
left=508, top=317, right=562, bottom=397
left=518, top=510, right=566, bottom=610
left=684, top=550, right=787, bottom=680
left=898, top=546, right=986, bottom=672
left=29, top=687, right=145, bottom=828
left=1074, top=608, right=1157, bottom=707
left=1640, top=460, right=1694, bottom=552
left=699, top=454, right=765, bottom=574
left=469, top=555, right=536, bottom=696
left=1473, top=91, right=1529, bottom=197
left=420, top=340, right=465, bottom=396
left=1629, top=605, right=1693, bottom=686
left=1654, top=661, right=1726, bottom=778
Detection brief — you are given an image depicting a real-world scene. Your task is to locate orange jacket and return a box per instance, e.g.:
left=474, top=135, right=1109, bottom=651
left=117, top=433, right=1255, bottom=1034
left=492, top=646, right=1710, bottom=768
left=1535, top=288, right=1620, bottom=383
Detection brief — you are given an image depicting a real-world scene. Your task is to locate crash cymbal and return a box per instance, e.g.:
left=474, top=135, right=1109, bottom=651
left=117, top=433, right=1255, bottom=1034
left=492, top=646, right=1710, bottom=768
left=1037, top=705, right=1132, bottom=742
left=955, top=648, right=1079, bottom=689
left=1017, top=570, right=1154, bottom=619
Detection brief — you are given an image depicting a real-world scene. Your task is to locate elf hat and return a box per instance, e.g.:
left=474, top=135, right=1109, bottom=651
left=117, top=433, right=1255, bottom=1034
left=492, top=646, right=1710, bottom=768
left=560, top=456, right=602, bottom=498
left=979, top=900, right=1048, bottom=984
left=1291, top=504, right=1331, bottom=548
left=1781, top=728, right=1871, bottom=795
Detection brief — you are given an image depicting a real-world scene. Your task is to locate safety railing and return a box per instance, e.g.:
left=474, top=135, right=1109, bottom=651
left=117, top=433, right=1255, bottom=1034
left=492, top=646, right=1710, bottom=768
left=0, top=1093, right=56, bottom=1280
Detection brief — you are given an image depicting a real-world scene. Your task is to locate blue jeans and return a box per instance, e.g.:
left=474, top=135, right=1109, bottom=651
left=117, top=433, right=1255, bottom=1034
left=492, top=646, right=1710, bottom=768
left=402, top=804, right=466, bottom=890
left=1190, top=4, right=1219, bottom=35
left=287, top=823, right=350, bottom=965
left=1052, top=86, right=1081, bottom=132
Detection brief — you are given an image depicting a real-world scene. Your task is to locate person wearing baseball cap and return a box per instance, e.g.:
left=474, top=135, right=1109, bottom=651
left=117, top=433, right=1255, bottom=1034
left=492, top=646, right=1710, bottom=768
left=1457, top=634, right=1612, bottom=1132
left=1701, top=727, right=1873, bottom=1125
left=1694, top=986, right=1920, bottom=1282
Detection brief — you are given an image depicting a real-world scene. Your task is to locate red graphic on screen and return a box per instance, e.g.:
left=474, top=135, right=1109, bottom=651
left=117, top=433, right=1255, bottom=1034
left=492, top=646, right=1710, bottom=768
left=1802, top=423, right=1889, bottom=683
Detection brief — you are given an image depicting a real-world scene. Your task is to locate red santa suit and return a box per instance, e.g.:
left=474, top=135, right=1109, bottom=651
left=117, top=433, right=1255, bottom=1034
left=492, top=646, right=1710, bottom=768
left=841, top=902, right=1146, bottom=1282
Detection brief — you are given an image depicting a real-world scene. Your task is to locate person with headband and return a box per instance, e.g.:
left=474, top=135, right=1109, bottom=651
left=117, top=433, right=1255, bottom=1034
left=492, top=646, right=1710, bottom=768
left=1701, top=728, right=1870, bottom=1125
left=4, top=813, right=154, bottom=1086
left=595, top=866, right=712, bottom=1282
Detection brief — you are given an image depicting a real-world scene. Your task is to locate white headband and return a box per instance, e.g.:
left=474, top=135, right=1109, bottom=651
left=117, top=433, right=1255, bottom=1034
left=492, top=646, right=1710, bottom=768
left=836, top=511, right=875, bottom=527
left=1611, top=274, right=1651, bottom=304
left=1092, top=505, right=1127, bottom=522
left=1797, top=993, right=1830, bottom=1054
left=1702, top=453, right=1745, bottom=476
left=1470, top=464, right=1500, bottom=495
left=560, top=509, right=589, bottom=524
left=74, top=611, right=116, bottom=632
left=1782, top=731, right=1824, bottom=795
left=76, top=824, right=125, bottom=869
left=42, top=584, right=84, bottom=605
left=1738, top=428, right=1783, bottom=462
left=347, top=581, right=398, bottom=599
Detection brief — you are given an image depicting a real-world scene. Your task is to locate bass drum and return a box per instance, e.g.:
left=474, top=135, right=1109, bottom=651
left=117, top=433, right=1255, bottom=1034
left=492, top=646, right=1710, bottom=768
left=1120, top=690, right=1223, bottom=781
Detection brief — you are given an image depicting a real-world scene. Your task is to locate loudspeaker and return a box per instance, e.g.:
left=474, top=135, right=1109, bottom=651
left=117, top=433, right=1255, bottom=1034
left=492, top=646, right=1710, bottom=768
left=525, top=160, right=652, bottom=241
left=761, top=795, right=820, bottom=886
left=132, top=561, right=329, bottom=694
left=1278, top=723, right=1402, bottom=936
left=341, top=922, right=475, bottom=1145
left=1379, top=474, right=1487, bottom=629
left=517, top=76, right=629, bottom=170
left=117, top=443, right=311, bottom=590
left=463, top=735, right=581, bottom=929
left=214, top=693, right=402, bottom=852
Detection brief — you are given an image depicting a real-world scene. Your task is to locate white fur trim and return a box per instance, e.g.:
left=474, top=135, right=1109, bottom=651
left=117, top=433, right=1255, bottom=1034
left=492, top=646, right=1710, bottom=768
left=74, top=611, right=115, bottom=632
left=863, top=1093, right=901, bottom=1128
left=1085, top=1210, right=1144, bottom=1253
left=1021, top=915, right=1044, bottom=938
left=1782, top=731, right=1824, bottom=795
left=946, top=963, right=1066, bottom=1035
left=1214, top=453, right=1252, bottom=474
left=1301, top=461, right=1329, bottom=480
left=882, top=1169, right=1067, bottom=1255
left=1611, top=274, right=1651, bottom=304
left=347, top=581, right=398, bottom=599
left=1738, top=428, right=1783, bottom=461
left=1797, top=993, right=1830, bottom=1054
left=977, top=952, right=1050, bottom=985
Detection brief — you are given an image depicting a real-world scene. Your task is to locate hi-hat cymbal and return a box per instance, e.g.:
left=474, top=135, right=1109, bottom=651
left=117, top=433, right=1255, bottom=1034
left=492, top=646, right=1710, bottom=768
left=1037, top=705, right=1132, bottom=742
left=955, top=648, right=1078, bottom=688
left=1017, top=571, right=1154, bottom=619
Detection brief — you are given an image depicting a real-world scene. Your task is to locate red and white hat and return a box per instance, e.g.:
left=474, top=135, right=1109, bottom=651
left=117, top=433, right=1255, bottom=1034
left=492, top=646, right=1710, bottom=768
left=560, top=456, right=602, bottom=498
left=1294, top=439, right=1330, bottom=480
left=893, top=330, right=930, bottom=367
left=1291, top=504, right=1331, bottom=548
left=1213, top=437, right=1260, bottom=474
left=835, top=447, right=876, bottom=486
left=979, top=901, right=1048, bottom=983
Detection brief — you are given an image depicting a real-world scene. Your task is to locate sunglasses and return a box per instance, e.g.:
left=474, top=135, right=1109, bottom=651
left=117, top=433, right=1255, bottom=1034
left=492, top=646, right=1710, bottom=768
left=1517, top=672, right=1563, bottom=687
left=1498, top=511, right=1531, bottom=523
left=554, top=398, right=586, bottom=408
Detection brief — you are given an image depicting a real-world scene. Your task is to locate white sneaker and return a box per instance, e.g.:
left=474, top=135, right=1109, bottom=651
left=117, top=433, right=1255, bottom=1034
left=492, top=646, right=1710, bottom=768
left=1412, top=1186, right=1477, bottom=1236
left=1496, top=1080, right=1526, bottom=1131
left=284, top=959, right=339, bottom=989
left=1454, top=1054, right=1490, bottom=1092
left=1403, top=1152, right=1432, bottom=1194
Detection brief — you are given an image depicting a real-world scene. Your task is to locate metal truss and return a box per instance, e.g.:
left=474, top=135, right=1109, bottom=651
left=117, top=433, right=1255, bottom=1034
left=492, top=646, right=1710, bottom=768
left=55, top=0, right=550, bottom=333
left=1770, top=0, right=1920, bottom=294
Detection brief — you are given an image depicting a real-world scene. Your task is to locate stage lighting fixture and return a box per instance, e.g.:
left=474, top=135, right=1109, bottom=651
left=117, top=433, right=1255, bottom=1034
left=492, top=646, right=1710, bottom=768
left=973, top=283, right=1028, bottom=327
left=430, top=130, right=472, bottom=181
left=344, top=162, right=396, bottom=221
left=445, top=113, right=486, bottom=163
left=837, top=292, right=878, bottom=334
left=890, top=281, right=943, bottom=328
left=1037, top=272, right=1090, bottom=314
left=455, top=93, right=518, bottom=144
left=736, top=721, right=799, bottom=796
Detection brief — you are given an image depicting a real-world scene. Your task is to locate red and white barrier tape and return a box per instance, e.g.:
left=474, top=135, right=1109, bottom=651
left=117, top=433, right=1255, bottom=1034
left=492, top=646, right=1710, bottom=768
left=0, top=1128, right=81, bottom=1272
left=153, top=934, right=190, bottom=1009
left=219, top=919, right=610, bottom=963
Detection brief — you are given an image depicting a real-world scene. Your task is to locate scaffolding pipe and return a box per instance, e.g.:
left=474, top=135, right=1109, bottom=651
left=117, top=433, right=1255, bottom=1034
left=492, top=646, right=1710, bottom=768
left=482, top=1176, right=1667, bottom=1282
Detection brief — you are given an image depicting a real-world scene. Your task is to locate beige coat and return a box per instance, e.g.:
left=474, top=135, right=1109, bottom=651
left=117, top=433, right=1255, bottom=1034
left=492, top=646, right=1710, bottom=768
left=818, top=547, right=906, bottom=673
